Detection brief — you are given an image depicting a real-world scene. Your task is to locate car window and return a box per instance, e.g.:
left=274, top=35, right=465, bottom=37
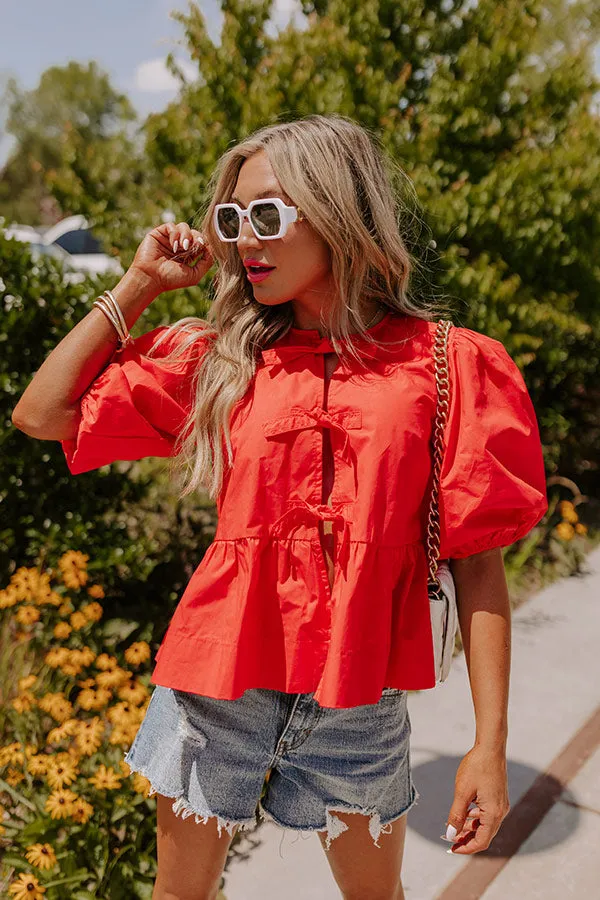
left=54, top=229, right=104, bottom=255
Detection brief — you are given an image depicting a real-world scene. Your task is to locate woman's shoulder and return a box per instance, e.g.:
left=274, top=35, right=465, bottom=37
left=130, top=321, right=216, bottom=361
left=395, top=316, right=506, bottom=352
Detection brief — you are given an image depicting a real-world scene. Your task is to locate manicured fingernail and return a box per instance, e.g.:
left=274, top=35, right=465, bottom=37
left=173, top=240, right=179, bottom=253
left=446, top=847, right=454, bottom=854
left=445, top=824, right=458, bottom=841
left=182, top=238, right=190, bottom=250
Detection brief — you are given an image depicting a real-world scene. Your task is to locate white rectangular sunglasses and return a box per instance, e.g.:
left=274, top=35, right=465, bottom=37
left=213, top=197, right=305, bottom=241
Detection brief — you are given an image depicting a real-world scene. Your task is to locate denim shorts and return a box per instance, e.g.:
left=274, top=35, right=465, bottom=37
left=124, top=684, right=420, bottom=850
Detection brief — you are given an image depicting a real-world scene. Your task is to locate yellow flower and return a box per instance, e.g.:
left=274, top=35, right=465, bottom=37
left=74, top=717, right=105, bottom=756
left=76, top=646, right=96, bottom=666
left=44, top=647, right=70, bottom=668
left=25, top=842, right=57, bottom=870
left=0, top=586, right=19, bottom=608
left=56, top=646, right=95, bottom=678
left=28, top=569, right=52, bottom=598
left=46, top=756, right=79, bottom=790
left=575, top=522, right=587, bottom=535
left=15, top=605, right=41, bottom=626
left=119, top=758, right=132, bottom=777
left=8, top=872, right=46, bottom=898
left=45, top=787, right=78, bottom=819
left=38, top=692, right=74, bottom=724
left=59, top=664, right=82, bottom=678
left=124, top=641, right=151, bottom=667
left=554, top=522, right=575, bottom=541
left=106, top=700, right=137, bottom=725
left=53, top=621, right=72, bottom=640
left=12, top=691, right=36, bottom=714
left=96, top=667, right=132, bottom=690
left=34, top=585, right=54, bottom=607
left=43, top=591, right=63, bottom=608
left=77, top=686, right=112, bottom=711
left=95, top=653, right=118, bottom=671
left=59, top=550, right=89, bottom=569
left=75, top=733, right=102, bottom=756
left=132, top=771, right=153, bottom=797
left=58, top=552, right=89, bottom=591
left=87, top=584, right=105, bottom=599
left=58, top=599, right=74, bottom=616
left=18, top=675, right=37, bottom=692
left=117, top=679, right=149, bottom=705
left=69, top=610, right=88, bottom=631
left=88, top=763, right=122, bottom=791
left=46, top=719, right=78, bottom=746
left=70, top=795, right=94, bottom=824
left=109, top=722, right=140, bottom=747
left=81, top=600, right=103, bottom=622
left=77, top=677, right=96, bottom=689
left=27, top=754, right=52, bottom=777
left=62, top=570, right=88, bottom=590
left=0, top=742, right=24, bottom=766
left=558, top=500, right=579, bottom=524
left=6, top=767, right=25, bottom=786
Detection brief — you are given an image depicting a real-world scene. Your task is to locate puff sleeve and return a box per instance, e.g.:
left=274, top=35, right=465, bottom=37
left=61, top=326, right=210, bottom=475
left=438, top=326, right=548, bottom=559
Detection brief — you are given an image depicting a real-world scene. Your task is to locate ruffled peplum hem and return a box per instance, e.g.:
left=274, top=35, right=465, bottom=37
left=151, top=537, right=437, bottom=709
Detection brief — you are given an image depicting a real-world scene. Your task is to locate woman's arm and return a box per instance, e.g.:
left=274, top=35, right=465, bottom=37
left=11, top=268, right=158, bottom=441
left=449, top=547, right=511, bottom=753
left=444, top=547, right=512, bottom=853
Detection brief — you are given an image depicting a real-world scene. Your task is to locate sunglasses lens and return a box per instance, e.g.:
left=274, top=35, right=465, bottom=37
left=217, top=206, right=241, bottom=239
left=251, top=202, right=281, bottom=237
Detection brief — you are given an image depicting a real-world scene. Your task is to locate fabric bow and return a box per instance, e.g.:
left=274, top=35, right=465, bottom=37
left=270, top=499, right=353, bottom=578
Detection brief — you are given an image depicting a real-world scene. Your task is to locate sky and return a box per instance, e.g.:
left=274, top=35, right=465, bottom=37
left=0, top=0, right=306, bottom=166
left=1, top=0, right=599, bottom=170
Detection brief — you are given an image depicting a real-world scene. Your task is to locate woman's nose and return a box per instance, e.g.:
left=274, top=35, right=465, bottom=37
left=237, top=215, right=262, bottom=251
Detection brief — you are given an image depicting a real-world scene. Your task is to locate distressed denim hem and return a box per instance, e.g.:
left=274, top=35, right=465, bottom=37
left=258, top=780, right=420, bottom=851
left=123, top=757, right=258, bottom=839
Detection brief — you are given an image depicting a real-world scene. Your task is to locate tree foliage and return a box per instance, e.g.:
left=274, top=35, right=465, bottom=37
left=2, top=0, right=600, bottom=514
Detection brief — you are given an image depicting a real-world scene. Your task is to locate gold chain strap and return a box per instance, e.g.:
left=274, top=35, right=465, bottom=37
left=426, top=319, right=453, bottom=599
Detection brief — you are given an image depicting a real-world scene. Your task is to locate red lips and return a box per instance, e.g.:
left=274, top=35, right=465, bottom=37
left=243, top=259, right=274, bottom=269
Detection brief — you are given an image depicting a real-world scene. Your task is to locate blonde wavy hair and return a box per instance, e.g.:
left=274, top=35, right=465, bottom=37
left=147, top=113, right=452, bottom=501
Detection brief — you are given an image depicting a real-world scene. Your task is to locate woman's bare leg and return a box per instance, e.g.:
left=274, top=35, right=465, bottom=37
left=152, top=794, right=240, bottom=900
left=317, top=809, right=408, bottom=900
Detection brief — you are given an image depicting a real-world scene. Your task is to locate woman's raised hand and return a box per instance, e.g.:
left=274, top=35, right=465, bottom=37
left=129, top=221, right=215, bottom=295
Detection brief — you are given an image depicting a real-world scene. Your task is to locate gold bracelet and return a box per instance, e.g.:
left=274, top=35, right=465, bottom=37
left=93, top=291, right=134, bottom=348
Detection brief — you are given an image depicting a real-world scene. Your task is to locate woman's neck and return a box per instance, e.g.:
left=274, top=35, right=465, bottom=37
left=292, top=303, right=385, bottom=337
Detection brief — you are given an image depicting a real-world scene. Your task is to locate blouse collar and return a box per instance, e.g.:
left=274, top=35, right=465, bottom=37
left=260, top=311, right=418, bottom=366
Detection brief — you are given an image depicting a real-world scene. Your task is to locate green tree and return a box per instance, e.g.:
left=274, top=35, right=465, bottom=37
left=144, top=0, right=600, bottom=488
left=5, top=0, right=600, bottom=499
left=0, top=61, right=143, bottom=240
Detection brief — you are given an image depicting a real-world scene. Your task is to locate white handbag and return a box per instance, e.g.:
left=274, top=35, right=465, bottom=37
left=426, top=319, right=459, bottom=683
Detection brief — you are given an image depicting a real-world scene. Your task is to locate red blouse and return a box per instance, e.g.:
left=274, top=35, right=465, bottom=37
left=61, top=312, right=548, bottom=708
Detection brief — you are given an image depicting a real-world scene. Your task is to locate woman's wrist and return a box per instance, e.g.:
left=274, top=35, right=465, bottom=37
left=110, top=267, right=160, bottom=327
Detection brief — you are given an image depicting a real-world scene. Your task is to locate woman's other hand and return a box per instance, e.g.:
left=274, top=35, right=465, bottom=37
left=129, top=222, right=215, bottom=295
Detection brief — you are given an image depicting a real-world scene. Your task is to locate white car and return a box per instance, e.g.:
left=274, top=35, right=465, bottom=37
left=2, top=215, right=124, bottom=281
left=42, top=215, right=123, bottom=278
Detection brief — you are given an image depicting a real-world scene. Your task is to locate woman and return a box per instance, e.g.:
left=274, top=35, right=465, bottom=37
left=12, top=114, right=548, bottom=900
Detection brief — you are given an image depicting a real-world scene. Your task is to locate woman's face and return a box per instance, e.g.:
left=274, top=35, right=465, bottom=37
left=230, top=150, right=335, bottom=328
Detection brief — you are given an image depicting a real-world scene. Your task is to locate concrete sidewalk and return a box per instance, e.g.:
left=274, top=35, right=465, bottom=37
left=223, top=544, right=600, bottom=900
